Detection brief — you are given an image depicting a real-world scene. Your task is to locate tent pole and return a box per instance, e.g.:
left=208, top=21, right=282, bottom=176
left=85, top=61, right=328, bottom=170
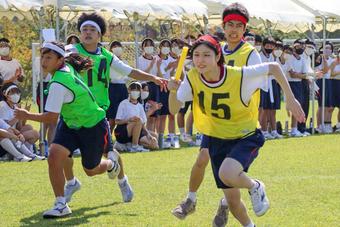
left=321, top=16, right=327, bottom=132
left=311, top=24, right=315, bottom=135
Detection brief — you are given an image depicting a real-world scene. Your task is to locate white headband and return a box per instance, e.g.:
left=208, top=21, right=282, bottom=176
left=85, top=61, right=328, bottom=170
left=5, top=85, right=19, bottom=95
left=42, top=42, right=65, bottom=57
left=80, top=20, right=101, bottom=34
left=65, top=44, right=78, bottom=57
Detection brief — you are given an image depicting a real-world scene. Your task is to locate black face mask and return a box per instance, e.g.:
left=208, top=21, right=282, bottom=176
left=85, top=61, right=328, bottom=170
left=264, top=48, right=273, bottom=54
left=295, top=48, right=304, bottom=55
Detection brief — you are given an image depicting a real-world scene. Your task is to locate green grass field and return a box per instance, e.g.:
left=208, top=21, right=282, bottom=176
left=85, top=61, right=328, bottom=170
left=1, top=134, right=340, bottom=226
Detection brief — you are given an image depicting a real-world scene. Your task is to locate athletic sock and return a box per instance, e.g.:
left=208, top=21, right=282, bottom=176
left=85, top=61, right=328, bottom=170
left=67, top=177, right=76, bottom=186
left=187, top=191, right=197, bottom=202
left=118, top=175, right=127, bottom=185
left=244, top=221, right=255, bottom=227
left=56, top=196, right=66, bottom=204
left=221, top=198, right=228, bottom=206
left=179, top=128, right=185, bottom=135
left=0, top=138, right=25, bottom=159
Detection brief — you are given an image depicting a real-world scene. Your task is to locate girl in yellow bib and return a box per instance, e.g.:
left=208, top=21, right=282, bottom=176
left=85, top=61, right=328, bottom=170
left=168, top=35, right=305, bottom=227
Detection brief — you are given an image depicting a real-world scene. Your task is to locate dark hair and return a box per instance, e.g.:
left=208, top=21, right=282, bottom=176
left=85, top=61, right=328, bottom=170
left=190, top=35, right=225, bottom=66
left=141, top=38, right=155, bottom=47
left=109, top=41, right=122, bottom=50
left=41, top=42, right=65, bottom=58
left=0, top=38, right=10, bottom=43
left=244, top=31, right=255, bottom=37
left=283, top=44, right=293, bottom=52
left=141, top=82, right=149, bottom=89
left=66, top=34, right=80, bottom=45
left=275, top=39, right=283, bottom=48
left=293, top=39, right=305, bottom=45
left=222, top=3, right=249, bottom=24
left=184, top=35, right=196, bottom=40
left=159, top=39, right=171, bottom=47
left=305, top=39, right=315, bottom=47
left=77, top=13, right=107, bottom=36
left=320, top=41, right=334, bottom=52
left=263, top=37, right=276, bottom=46
left=255, top=35, right=263, bottom=43
left=129, top=81, right=142, bottom=90
left=170, top=38, right=184, bottom=47
left=66, top=55, right=93, bottom=73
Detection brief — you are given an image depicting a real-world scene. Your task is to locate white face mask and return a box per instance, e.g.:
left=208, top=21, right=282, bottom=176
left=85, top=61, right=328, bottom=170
left=255, top=45, right=262, bottom=52
left=130, top=91, right=140, bottom=100
left=141, top=91, right=149, bottom=100
left=248, top=41, right=255, bottom=46
left=9, top=93, right=20, bottom=103
left=305, top=47, right=315, bottom=56
left=172, top=46, right=181, bottom=56
left=273, top=50, right=283, bottom=57
left=112, top=47, right=123, bottom=57
left=0, top=47, right=10, bottom=56
left=324, top=49, right=332, bottom=56
left=161, top=47, right=170, bottom=55
left=144, top=46, right=154, bottom=55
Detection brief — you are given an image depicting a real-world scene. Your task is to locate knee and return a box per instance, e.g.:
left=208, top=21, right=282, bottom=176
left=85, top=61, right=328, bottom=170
left=195, top=149, right=209, bottom=169
left=218, top=166, right=235, bottom=186
left=83, top=168, right=96, bottom=177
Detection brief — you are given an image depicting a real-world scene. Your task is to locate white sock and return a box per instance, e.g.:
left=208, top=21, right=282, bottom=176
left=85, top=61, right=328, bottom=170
left=56, top=196, right=66, bottom=204
left=221, top=198, right=227, bottom=206
left=0, top=139, right=25, bottom=159
left=262, top=130, right=268, bottom=134
left=187, top=191, right=196, bottom=202
left=271, top=130, right=277, bottom=134
left=132, top=144, right=138, bottom=148
left=118, top=175, right=127, bottom=185
left=67, top=177, right=76, bottom=185
left=19, top=144, right=35, bottom=158
left=250, top=180, right=259, bottom=192
left=244, top=221, right=255, bottom=227
left=179, top=128, right=185, bottom=135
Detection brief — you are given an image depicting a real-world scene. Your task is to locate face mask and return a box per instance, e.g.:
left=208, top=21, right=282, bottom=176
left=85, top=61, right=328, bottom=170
left=130, top=91, right=140, bottom=100
left=255, top=45, right=262, bottom=52
left=273, top=50, right=283, bottom=57
left=324, top=49, right=332, bottom=56
left=172, top=47, right=182, bottom=56
left=0, top=47, right=10, bottom=56
left=141, top=91, right=149, bottom=100
left=305, top=47, right=315, bottom=56
left=161, top=47, right=170, bottom=55
left=295, top=48, right=304, bottom=55
left=264, top=48, right=273, bottom=55
left=9, top=94, right=20, bottom=103
left=144, top=46, right=154, bottom=55
left=112, top=47, right=123, bottom=57
left=248, top=41, right=255, bottom=46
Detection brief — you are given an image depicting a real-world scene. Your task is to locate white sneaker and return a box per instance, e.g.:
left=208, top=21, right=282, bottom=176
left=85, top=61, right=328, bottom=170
left=271, top=131, right=283, bottom=139
left=180, top=133, right=192, bottom=143
left=14, top=155, right=32, bottom=162
left=32, top=155, right=46, bottom=161
left=64, top=178, right=81, bottom=203
left=162, top=137, right=171, bottom=149
left=324, top=125, right=333, bottom=134
left=119, top=177, right=134, bottom=202
left=43, top=200, right=72, bottom=218
left=130, top=145, right=150, bottom=152
left=302, top=131, right=311, bottom=136
left=171, top=136, right=181, bottom=148
left=249, top=180, right=270, bottom=217
left=262, top=131, right=274, bottom=140
left=290, top=130, right=303, bottom=137
left=107, top=151, right=121, bottom=179
left=113, top=142, right=127, bottom=152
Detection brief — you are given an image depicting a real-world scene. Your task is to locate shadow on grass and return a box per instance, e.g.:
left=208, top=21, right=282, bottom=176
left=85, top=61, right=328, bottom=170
left=20, top=202, right=125, bottom=226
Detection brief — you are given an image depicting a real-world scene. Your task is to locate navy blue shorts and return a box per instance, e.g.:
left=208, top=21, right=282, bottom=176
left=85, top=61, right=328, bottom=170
left=260, top=80, right=281, bottom=110
left=114, top=123, right=148, bottom=144
left=53, top=118, right=109, bottom=170
left=289, top=81, right=303, bottom=103
left=317, top=79, right=334, bottom=107
left=106, top=83, right=128, bottom=120
left=200, top=134, right=209, bottom=149
left=159, top=90, right=170, bottom=115
left=147, top=82, right=160, bottom=117
left=179, top=101, right=192, bottom=114
left=332, top=80, right=340, bottom=107
left=207, top=129, right=265, bottom=189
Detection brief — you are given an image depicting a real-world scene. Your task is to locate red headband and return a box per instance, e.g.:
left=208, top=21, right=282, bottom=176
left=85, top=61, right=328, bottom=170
left=196, top=35, right=222, bottom=55
left=223, top=14, right=248, bottom=25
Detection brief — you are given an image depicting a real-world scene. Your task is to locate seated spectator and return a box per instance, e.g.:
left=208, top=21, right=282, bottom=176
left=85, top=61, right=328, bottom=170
left=114, top=82, right=158, bottom=152
left=0, top=38, right=25, bottom=86
left=0, top=118, right=44, bottom=161
left=66, top=34, right=80, bottom=45
left=0, top=83, right=39, bottom=151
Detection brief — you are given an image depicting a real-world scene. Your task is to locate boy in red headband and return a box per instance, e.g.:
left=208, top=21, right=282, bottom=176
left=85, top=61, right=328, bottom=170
left=172, top=3, right=262, bottom=227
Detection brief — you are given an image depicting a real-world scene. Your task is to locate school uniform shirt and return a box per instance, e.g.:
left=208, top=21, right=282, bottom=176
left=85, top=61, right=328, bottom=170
left=0, top=118, right=11, bottom=130
left=276, top=58, right=292, bottom=78
left=287, top=55, right=307, bottom=82
left=110, top=59, right=130, bottom=84
left=324, top=57, right=335, bottom=79
left=0, top=58, right=25, bottom=84
left=332, top=61, right=340, bottom=80
left=0, top=101, right=17, bottom=127
left=177, top=64, right=269, bottom=139
left=303, top=53, right=314, bottom=74
left=137, top=55, right=158, bottom=76
left=115, top=99, right=147, bottom=124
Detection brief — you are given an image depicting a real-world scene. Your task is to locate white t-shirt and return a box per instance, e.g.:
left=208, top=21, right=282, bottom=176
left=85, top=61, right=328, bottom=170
left=0, top=58, right=24, bottom=84
left=276, top=58, right=292, bottom=79
left=177, top=64, right=269, bottom=105
left=0, top=101, right=16, bottom=125
left=158, top=55, right=174, bottom=80
left=137, top=55, right=158, bottom=76
left=323, top=57, right=335, bottom=79
left=331, top=60, right=340, bottom=80
left=110, top=59, right=130, bottom=84
left=0, top=118, right=10, bottom=130
left=44, top=66, right=74, bottom=113
left=247, top=51, right=262, bottom=66
left=288, top=55, right=307, bottom=82
left=110, top=55, right=132, bottom=82
left=303, top=53, right=314, bottom=74
left=115, top=99, right=147, bottom=124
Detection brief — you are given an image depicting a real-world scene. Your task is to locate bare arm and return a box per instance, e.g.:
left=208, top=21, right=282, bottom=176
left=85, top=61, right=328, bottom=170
left=14, top=108, right=59, bottom=124
left=167, top=79, right=184, bottom=115
left=330, top=60, right=340, bottom=78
